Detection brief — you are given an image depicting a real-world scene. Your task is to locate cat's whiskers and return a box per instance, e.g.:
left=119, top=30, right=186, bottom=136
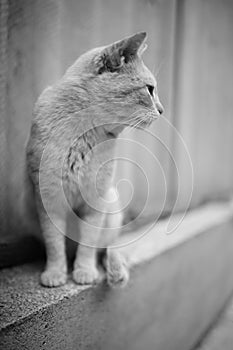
left=141, top=105, right=161, bottom=121
left=123, top=106, right=158, bottom=134
left=123, top=115, right=144, bottom=134
left=134, top=119, right=144, bottom=129
left=131, top=115, right=147, bottom=130
left=125, top=110, right=145, bottom=124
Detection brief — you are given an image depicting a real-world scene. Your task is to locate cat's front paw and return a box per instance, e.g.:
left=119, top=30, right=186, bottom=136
left=105, top=252, right=129, bottom=288
left=73, top=267, right=99, bottom=285
left=41, top=269, right=67, bottom=287
left=107, top=263, right=129, bottom=288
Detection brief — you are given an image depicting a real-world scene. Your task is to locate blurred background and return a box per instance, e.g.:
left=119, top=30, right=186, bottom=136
left=0, top=0, right=233, bottom=248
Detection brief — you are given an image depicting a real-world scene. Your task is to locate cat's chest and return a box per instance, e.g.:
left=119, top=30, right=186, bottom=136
left=63, top=139, right=116, bottom=210
left=65, top=137, right=116, bottom=187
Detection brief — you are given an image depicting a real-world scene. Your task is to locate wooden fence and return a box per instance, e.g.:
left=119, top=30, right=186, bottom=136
left=0, top=0, right=233, bottom=246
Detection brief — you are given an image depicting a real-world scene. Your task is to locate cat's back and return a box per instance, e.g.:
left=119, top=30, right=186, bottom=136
left=26, top=74, right=91, bottom=186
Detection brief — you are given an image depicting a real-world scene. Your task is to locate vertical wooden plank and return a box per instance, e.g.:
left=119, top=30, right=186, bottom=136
left=60, top=0, right=97, bottom=72
left=59, top=0, right=134, bottom=70
left=195, top=0, right=233, bottom=202
left=0, top=0, right=9, bottom=238
left=4, top=0, right=62, bottom=238
left=33, top=0, right=62, bottom=96
left=171, top=0, right=233, bottom=210
left=6, top=0, right=35, bottom=235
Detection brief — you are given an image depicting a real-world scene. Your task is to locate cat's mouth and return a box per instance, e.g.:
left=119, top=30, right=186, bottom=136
left=129, top=110, right=159, bottom=130
left=129, top=116, right=159, bottom=129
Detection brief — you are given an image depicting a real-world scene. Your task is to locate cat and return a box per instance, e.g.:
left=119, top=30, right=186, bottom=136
left=26, top=32, right=164, bottom=288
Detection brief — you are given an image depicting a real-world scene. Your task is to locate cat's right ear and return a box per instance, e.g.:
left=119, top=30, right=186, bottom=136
left=94, top=32, right=147, bottom=74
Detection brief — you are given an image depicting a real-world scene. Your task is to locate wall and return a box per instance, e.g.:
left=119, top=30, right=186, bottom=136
left=0, top=0, right=233, bottom=243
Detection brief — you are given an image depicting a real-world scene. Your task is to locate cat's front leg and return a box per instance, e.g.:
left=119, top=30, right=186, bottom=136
left=104, top=210, right=129, bottom=287
left=72, top=212, right=105, bottom=285
left=39, top=212, right=68, bottom=287
left=105, top=249, right=129, bottom=288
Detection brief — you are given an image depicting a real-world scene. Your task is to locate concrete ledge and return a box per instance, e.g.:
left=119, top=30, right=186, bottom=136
left=197, top=297, right=233, bottom=350
left=1, top=203, right=233, bottom=349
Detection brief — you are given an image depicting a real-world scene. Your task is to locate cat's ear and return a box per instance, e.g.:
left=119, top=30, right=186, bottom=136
left=116, top=32, right=147, bottom=62
left=138, top=42, right=148, bottom=56
left=95, top=32, right=147, bottom=74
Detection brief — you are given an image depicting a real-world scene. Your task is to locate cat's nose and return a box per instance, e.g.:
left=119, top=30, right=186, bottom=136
left=156, top=101, right=164, bottom=115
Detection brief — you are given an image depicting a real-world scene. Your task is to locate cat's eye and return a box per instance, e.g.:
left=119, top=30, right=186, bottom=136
left=146, top=84, right=154, bottom=97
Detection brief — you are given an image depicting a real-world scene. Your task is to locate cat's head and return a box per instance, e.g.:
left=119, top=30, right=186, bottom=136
left=66, top=32, right=164, bottom=131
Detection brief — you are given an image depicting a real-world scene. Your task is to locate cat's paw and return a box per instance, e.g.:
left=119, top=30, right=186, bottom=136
left=40, top=269, right=67, bottom=287
left=107, top=263, right=129, bottom=288
left=105, top=252, right=129, bottom=288
left=72, top=267, right=99, bottom=285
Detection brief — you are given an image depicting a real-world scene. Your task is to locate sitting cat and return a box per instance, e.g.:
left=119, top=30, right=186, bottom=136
left=26, top=32, right=163, bottom=288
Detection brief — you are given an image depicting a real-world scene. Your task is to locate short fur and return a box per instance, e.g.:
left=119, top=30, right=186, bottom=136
left=26, top=32, right=163, bottom=287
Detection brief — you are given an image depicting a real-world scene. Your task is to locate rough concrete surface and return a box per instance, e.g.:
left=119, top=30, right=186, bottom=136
left=197, top=297, right=233, bottom=350
left=1, top=220, right=233, bottom=350
left=0, top=262, right=89, bottom=330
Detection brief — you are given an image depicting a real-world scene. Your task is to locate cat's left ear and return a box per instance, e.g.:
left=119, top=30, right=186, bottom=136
left=95, top=32, right=147, bottom=74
